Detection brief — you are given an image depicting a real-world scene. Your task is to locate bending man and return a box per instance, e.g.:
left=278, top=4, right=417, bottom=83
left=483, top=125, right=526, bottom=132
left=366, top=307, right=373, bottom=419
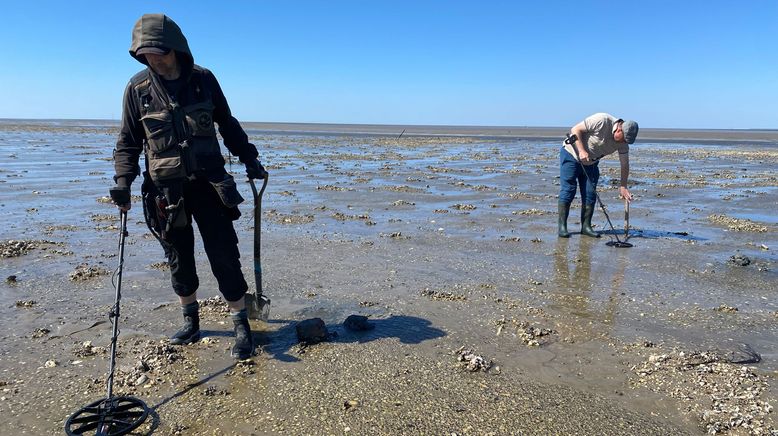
left=558, top=113, right=638, bottom=238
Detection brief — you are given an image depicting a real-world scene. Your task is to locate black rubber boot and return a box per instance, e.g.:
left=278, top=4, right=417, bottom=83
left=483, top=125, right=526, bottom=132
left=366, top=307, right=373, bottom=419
left=231, top=311, right=254, bottom=360
left=170, top=301, right=201, bottom=345
left=558, top=202, right=571, bottom=238
left=581, top=204, right=600, bottom=238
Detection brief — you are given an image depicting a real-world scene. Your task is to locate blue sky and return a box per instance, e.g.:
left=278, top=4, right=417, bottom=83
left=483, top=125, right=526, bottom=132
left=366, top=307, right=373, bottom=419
left=1, top=1, right=776, bottom=129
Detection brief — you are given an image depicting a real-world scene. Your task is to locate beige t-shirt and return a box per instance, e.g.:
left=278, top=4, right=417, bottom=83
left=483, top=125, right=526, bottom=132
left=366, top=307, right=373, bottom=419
left=563, top=113, right=629, bottom=164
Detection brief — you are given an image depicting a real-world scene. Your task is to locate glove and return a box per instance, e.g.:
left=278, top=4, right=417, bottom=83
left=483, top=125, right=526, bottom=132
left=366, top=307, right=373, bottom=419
left=109, top=186, right=131, bottom=210
left=246, top=159, right=267, bottom=180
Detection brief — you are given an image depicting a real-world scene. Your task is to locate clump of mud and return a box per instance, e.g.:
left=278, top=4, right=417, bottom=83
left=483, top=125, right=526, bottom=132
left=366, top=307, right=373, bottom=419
left=454, top=346, right=493, bottom=372
left=265, top=209, right=315, bottom=225
left=513, top=208, right=548, bottom=216
left=495, top=317, right=555, bottom=346
left=69, top=264, right=110, bottom=281
left=1, top=240, right=52, bottom=258
left=631, top=349, right=775, bottom=435
left=114, top=340, right=185, bottom=389
left=708, top=214, right=769, bottom=233
left=331, top=212, right=371, bottom=221
left=714, top=305, right=739, bottom=313
left=420, top=288, right=467, bottom=301
left=383, top=185, right=424, bottom=193
left=73, top=341, right=107, bottom=358
left=31, top=327, right=50, bottom=338
left=316, top=184, right=351, bottom=191
left=729, top=254, right=752, bottom=266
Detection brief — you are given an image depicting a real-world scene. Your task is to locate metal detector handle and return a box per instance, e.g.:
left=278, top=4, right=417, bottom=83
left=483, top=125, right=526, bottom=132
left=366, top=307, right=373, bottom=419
left=110, top=186, right=131, bottom=206
left=248, top=174, right=268, bottom=297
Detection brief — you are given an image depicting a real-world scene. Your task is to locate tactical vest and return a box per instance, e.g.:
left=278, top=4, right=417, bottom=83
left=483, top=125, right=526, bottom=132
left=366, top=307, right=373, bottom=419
left=133, top=72, right=223, bottom=185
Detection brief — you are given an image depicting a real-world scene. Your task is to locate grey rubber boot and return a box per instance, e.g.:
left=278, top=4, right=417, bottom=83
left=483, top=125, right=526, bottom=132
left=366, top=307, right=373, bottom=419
left=581, top=204, right=600, bottom=238
left=231, top=310, right=254, bottom=360
left=558, top=202, right=571, bottom=238
left=170, top=301, right=201, bottom=345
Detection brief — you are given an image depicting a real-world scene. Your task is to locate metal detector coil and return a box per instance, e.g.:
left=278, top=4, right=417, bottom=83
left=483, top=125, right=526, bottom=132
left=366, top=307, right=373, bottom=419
left=66, top=208, right=149, bottom=435
left=65, top=396, right=148, bottom=436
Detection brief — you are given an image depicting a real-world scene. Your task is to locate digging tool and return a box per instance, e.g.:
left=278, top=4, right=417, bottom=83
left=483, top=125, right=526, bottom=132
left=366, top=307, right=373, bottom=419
left=565, top=134, right=633, bottom=248
left=245, top=174, right=271, bottom=321
left=66, top=189, right=149, bottom=435
left=624, top=199, right=630, bottom=241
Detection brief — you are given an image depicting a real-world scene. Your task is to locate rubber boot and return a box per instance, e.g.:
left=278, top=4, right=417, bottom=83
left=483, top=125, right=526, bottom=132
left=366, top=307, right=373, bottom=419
left=558, top=202, right=571, bottom=238
left=581, top=204, right=600, bottom=238
left=170, top=301, right=201, bottom=345
left=231, top=310, right=254, bottom=360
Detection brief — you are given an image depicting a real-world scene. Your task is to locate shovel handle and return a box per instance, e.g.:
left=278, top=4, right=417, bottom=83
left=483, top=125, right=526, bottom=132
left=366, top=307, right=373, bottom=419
left=248, top=175, right=268, bottom=297
left=624, top=199, right=630, bottom=237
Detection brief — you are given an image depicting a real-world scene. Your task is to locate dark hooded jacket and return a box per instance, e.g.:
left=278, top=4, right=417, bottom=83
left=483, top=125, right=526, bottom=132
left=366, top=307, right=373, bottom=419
left=114, top=13, right=258, bottom=188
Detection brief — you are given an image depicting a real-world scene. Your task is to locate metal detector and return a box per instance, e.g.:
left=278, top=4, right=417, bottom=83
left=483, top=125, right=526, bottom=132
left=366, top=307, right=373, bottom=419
left=565, top=134, right=633, bottom=248
left=66, top=188, right=149, bottom=435
left=245, top=174, right=271, bottom=321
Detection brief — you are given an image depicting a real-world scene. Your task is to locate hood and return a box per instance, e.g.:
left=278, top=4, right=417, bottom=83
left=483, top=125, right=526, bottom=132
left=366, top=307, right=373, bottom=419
left=129, top=14, right=193, bottom=76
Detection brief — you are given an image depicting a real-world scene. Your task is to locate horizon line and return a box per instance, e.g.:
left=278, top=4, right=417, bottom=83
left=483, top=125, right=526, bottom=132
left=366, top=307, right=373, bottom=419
left=1, top=118, right=777, bottom=132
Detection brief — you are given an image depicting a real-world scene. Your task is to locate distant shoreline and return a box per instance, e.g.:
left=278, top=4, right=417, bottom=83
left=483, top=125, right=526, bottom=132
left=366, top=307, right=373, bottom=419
left=2, top=118, right=778, bottom=144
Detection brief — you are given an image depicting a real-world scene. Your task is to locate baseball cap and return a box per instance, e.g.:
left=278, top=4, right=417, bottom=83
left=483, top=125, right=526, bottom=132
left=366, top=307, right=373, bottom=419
left=136, top=46, right=171, bottom=56
left=621, top=120, right=639, bottom=144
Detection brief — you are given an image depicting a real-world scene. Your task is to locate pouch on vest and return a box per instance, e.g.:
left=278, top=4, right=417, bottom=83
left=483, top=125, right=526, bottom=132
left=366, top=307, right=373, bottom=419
left=147, top=148, right=188, bottom=182
left=209, top=173, right=244, bottom=208
left=140, top=110, right=177, bottom=154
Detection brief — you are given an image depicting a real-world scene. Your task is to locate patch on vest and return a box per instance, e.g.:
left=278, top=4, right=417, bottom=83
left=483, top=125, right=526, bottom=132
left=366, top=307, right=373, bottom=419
left=196, top=112, right=212, bottom=130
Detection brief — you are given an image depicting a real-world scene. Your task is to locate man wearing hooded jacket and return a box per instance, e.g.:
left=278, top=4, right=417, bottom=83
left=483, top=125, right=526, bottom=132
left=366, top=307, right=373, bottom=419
left=112, top=14, right=265, bottom=360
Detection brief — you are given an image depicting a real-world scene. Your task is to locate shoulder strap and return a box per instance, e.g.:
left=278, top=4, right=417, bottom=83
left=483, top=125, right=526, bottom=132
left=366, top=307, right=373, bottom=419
left=133, top=75, right=154, bottom=114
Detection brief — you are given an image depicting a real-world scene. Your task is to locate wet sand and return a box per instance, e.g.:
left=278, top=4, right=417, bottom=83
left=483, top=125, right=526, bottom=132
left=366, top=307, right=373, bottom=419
left=0, top=120, right=776, bottom=435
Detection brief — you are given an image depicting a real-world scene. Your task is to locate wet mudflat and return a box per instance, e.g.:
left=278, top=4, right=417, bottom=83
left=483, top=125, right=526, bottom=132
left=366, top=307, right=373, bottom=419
left=0, top=120, right=776, bottom=435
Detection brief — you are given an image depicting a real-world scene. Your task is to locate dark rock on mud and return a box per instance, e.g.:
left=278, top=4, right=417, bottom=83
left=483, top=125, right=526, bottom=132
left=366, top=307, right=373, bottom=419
left=721, top=343, right=761, bottom=364
left=728, top=254, right=751, bottom=266
left=296, top=318, right=328, bottom=344
left=343, top=315, right=374, bottom=331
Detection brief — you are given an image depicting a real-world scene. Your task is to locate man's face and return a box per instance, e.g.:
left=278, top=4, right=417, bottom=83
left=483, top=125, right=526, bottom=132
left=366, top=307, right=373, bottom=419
left=613, top=122, right=626, bottom=143
left=145, top=51, right=179, bottom=77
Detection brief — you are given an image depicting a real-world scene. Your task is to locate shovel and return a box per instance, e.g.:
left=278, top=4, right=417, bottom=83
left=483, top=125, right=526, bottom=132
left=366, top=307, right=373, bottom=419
left=245, top=174, right=270, bottom=321
left=624, top=199, right=630, bottom=240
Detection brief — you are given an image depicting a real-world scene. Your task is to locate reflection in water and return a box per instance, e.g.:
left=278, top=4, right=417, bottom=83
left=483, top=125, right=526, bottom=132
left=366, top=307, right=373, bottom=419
left=553, top=238, right=627, bottom=339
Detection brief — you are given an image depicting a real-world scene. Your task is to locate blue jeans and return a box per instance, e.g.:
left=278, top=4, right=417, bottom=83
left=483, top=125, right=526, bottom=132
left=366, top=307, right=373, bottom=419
left=559, top=148, right=599, bottom=206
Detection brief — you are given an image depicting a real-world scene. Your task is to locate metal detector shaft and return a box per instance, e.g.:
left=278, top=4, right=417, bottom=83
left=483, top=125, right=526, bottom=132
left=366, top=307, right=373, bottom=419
left=107, top=210, right=127, bottom=399
left=66, top=207, right=149, bottom=436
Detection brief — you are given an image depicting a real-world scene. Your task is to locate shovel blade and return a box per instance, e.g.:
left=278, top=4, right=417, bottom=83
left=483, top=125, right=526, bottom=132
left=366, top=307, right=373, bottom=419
left=245, top=293, right=271, bottom=321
